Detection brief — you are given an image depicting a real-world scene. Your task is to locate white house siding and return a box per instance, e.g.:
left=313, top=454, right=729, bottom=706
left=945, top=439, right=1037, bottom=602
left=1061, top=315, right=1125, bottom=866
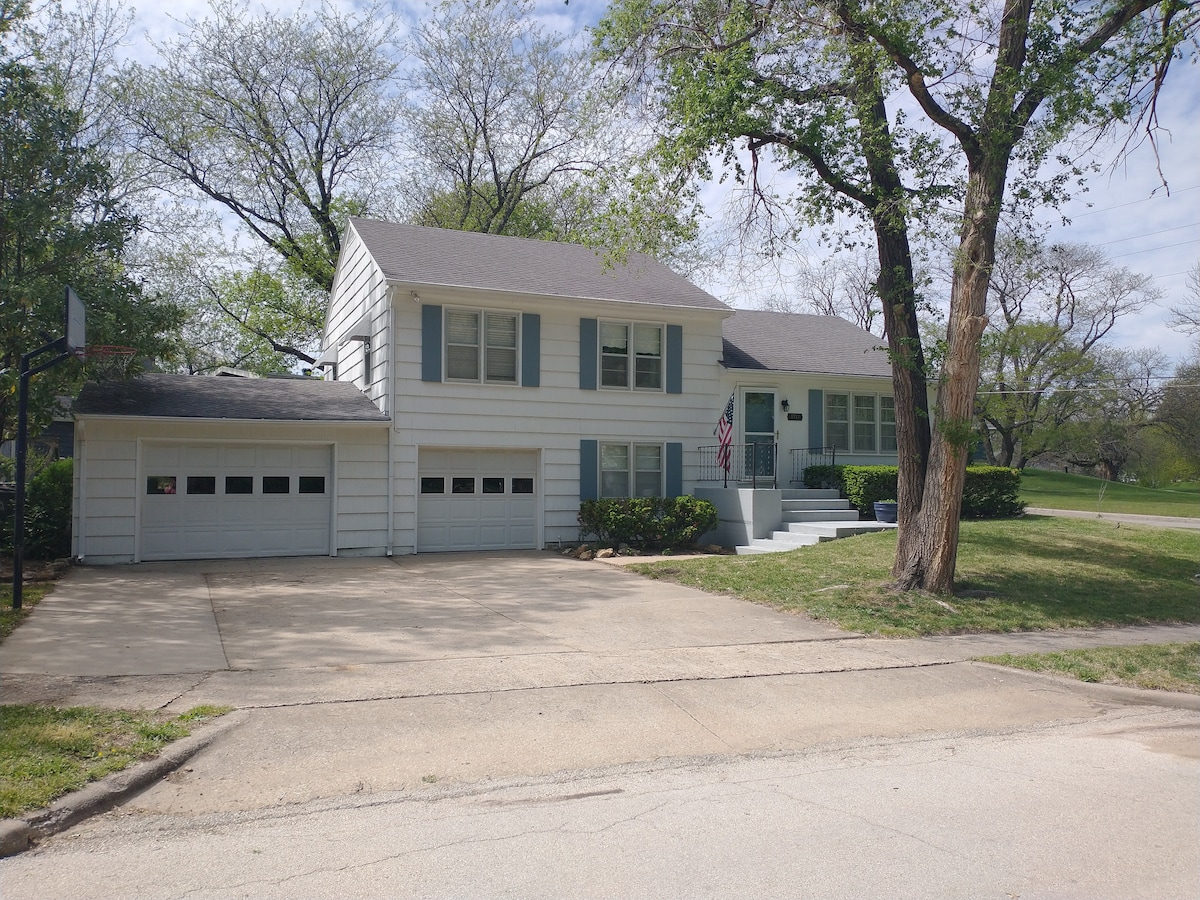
left=387, top=285, right=729, bottom=551
left=324, top=226, right=392, bottom=413
left=73, top=418, right=389, bottom=564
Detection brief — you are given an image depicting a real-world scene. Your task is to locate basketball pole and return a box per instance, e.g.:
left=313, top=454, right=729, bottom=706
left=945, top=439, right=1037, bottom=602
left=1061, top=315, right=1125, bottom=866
left=11, top=288, right=83, bottom=610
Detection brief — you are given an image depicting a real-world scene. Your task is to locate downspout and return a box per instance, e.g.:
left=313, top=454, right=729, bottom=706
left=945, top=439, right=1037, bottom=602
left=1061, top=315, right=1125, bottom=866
left=386, top=286, right=396, bottom=556
left=74, top=418, right=86, bottom=562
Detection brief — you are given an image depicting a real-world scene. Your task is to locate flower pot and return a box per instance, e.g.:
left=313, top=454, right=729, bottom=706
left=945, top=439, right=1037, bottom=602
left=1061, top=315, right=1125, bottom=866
left=872, top=501, right=898, bottom=523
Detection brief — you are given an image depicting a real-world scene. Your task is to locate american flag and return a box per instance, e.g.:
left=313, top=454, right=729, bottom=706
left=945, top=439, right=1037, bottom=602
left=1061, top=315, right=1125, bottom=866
left=715, top=393, right=735, bottom=471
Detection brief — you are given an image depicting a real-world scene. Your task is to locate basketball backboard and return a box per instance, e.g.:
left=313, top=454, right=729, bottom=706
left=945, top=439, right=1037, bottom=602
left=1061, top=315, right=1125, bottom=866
left=65, top=286, right=86, bottom=354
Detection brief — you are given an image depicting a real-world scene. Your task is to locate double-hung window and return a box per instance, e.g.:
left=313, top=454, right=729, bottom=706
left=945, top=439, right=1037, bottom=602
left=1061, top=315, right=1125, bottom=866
left=826, top=394, right=850, bottom=451
left=600, top=322, right=663, bottom=390
left=445, top=309, right=518, bottom=384
left=600, top=442, right=663, bottom=498
left=853, top=395, right=877, bottom=453
left=826, top=392, right=894, bottom=453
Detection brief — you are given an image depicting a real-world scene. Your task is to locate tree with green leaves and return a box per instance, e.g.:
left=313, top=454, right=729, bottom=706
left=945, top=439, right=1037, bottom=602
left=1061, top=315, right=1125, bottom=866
left=1, top=2, right=180, bottom=447
left=600, top=0, right=1197, bottom=592
left=114, top=0, right=403, bottom=295
left=406, top=0, right=700, bottom=264
left=596, top=0, right=941, bottom=554
left=976, top=239, right=1160, bottom=467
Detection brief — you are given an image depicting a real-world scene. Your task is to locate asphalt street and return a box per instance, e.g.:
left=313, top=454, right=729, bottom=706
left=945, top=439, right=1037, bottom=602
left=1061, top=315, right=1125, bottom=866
left=2, top=553, right=1197, bottom=897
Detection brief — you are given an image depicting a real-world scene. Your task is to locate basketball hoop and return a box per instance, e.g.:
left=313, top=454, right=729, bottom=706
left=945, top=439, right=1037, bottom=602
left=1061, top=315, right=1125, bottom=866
left=81, top=345, right=138, bottom=380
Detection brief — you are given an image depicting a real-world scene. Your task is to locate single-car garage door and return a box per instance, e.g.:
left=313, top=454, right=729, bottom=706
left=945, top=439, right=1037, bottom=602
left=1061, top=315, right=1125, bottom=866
left=140, top=442, right=332, bottom=561
left=417, top=449, right=538, bottom=552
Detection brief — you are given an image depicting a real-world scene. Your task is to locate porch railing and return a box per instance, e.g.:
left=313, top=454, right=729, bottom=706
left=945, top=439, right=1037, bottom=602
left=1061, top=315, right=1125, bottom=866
left=697, top=442, right=778, bottom=489
left=791, top=446, right=837, bottom=485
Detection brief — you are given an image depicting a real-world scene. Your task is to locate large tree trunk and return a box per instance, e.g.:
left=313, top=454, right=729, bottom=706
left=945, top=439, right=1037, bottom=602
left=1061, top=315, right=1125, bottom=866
left=894, top=162, right=1004, bottom=593
left=843, top=39, right=932, bottom=544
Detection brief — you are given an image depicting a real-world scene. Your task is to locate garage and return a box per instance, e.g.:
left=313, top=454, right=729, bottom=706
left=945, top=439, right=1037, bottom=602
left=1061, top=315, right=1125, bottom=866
left=140, top=441, right=333, bottom=561
left=417, top=448, right=539, bottom=552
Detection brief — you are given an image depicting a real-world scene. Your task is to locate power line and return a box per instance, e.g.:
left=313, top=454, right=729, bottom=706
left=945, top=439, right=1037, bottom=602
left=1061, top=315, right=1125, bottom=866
left=1108, top=238, right=1200, bottom=260
left=1096, top=222, right=1200, bottom=246
left=1068, top=184, right=1200, bottom=218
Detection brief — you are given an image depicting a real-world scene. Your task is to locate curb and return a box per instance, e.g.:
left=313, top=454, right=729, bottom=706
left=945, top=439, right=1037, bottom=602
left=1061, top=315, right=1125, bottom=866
left=971, top=662, right=1200, bottom=711
left=0, top=710, right=248, bottom=858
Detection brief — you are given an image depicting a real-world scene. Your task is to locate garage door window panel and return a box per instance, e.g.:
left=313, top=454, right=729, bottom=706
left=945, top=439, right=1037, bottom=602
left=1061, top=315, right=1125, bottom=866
left=452, top=477, right=475, bottom=494
left=482, top=477, right=505, bottom=494
left=263, top=476, right=290, bottom=494
left=147, top=476, right=176, bottom=495
left=512, top=477, right=534, bottom=494
left=186, top=476, right=216, bottom=495
left=299, top=476, right=326, bottom=494
left=225, top=476, right=253, bottom=494
left=421, top=477, right=445, bottom=493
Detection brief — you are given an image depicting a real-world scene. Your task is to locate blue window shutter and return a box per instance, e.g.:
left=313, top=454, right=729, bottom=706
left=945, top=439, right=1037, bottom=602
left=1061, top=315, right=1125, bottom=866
left=521, top=313, right=541, bottom=387
left=665, top=442, right=683, bottom=497
left=666, top=325, right=683, bottom=394
left=579, top=318, right=597, bottom=390
left=580, top=440, right=599, bottom=501
left=421, top=304, right=443, bottom=382
left=808, top=389, right=823, bottom=447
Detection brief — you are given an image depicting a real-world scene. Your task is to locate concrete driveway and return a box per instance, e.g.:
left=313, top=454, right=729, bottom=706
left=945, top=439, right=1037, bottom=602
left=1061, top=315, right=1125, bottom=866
left=1, top=550, right=847, bottom=683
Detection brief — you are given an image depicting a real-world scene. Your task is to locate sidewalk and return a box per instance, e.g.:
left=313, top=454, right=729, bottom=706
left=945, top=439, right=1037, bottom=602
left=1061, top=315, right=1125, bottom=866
left=1026, top=506, right=1200, bottom=530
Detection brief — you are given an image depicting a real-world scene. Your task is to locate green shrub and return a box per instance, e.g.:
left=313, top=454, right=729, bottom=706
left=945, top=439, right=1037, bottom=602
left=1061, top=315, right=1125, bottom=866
left=802, top=465, right=845, bottom=492
left=813, top=463, right=1022, bottom=519
left=579, top=496, right=719, bottom=550
left=24, top=459, right=74, bottom=559
left=842, top=466, right=899, bottom=514
left=962, top=465, right=1024, bottom=518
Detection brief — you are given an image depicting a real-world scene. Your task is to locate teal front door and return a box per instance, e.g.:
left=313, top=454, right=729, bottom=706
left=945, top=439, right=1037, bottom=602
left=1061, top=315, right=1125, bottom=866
left=743, top=390, right=775, bottom=478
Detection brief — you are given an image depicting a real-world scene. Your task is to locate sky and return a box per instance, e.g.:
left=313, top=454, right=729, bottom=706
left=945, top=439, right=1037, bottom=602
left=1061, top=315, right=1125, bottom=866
left=123, top=0, right=1199, bottom=366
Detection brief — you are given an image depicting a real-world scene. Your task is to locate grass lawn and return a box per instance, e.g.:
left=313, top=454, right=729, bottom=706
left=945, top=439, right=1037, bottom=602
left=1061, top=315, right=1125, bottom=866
left=980, top=643, right=1200, bottom=694
left=0, top=585, right=50, bottom=642
left=1020, top=469, right=1200, bottom=517
left=630, top=517, right=1200, bottom=636
left=0, top=704, right=231, bottom=819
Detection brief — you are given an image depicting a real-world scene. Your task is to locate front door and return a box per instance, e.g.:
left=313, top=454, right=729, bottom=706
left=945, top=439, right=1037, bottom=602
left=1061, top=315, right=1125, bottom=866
left=743, top=390, right=775, bottom=478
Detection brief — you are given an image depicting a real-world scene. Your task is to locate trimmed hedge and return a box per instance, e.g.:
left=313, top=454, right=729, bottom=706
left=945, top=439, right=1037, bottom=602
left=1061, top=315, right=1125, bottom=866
left=578, top=496, right=719, bottom=549
left=803, top=463, right=1023, bottom=519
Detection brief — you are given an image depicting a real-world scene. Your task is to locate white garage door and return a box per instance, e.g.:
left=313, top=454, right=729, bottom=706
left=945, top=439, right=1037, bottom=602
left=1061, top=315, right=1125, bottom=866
left=140, top=442, right=332, bottom=561
left=417, top=449, right=538, bottom=552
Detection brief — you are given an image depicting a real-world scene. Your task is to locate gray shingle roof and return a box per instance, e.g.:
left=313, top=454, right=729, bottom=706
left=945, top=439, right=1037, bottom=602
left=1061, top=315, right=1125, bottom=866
left=74, top=374, right=389, bottom=422
left=348, top=218, right=729, bottom=311
left=722, top=310, right=892, bottom=378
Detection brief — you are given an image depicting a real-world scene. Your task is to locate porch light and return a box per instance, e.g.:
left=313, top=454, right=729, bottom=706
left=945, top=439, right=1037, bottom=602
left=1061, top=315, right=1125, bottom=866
left=780, top=398, right=790, bottom=411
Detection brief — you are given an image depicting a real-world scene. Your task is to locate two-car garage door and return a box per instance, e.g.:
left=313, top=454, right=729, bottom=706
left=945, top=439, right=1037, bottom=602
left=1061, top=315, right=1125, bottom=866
left=417, top=449, right=538, bottom=552
left=140, top=442, right=332, bottom=561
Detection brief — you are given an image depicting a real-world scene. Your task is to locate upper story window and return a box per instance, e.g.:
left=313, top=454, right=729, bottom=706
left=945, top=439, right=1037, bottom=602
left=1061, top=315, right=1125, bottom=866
left=446, top=309, right=518, bottom=384
left=827, top=392, right=893, bottom=454
left=600, top=322, right=663, bottom=391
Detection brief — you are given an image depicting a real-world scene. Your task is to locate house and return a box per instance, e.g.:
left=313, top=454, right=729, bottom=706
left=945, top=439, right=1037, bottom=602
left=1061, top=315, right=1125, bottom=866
left=71, top=219, right=901, bottom=563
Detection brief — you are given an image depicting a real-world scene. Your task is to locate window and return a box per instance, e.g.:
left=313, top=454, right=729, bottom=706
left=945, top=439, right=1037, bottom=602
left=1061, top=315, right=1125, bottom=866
left=600, top=442, right=663, bottom=498
left=263, top=476, right=290, bottom=494
left=298, top=476, right=326, bottom=494
left=854, top=395, right=877, bottom=453
left=826, top=393, right=894, bottom=453
left=186, top=476, right=216, bottom=495
left=600, top=322, right=663, bottom=390
left=512, top=477, right=534, bottom=494
left=147, top=476, right=176, bottom=495
left=826, top=394, right=849, bottom=452
left=880, top=396, right=897, bottom=452
left=420, top=477, right=445, bottom=494
left=446, top=309, right=518, bottom=383
left=482, top=477, right=505, bottom=494
left=452, top=477, right=475, bottom=494
left=225, top=476, right=253, bottom=495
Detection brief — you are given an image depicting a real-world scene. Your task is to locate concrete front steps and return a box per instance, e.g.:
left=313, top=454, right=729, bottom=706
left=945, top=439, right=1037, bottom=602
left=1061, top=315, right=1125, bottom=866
left=735, top=489, right=898, bottom=555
